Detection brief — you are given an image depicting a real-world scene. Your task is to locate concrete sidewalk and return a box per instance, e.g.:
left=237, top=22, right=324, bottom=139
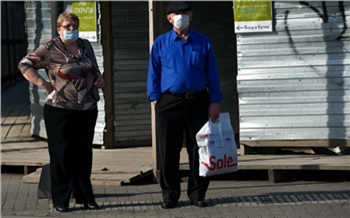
left=1, top=173, right=350, bottom=217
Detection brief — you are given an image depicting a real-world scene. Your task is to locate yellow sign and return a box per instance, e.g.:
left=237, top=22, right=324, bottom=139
left=72, top=1, right=98, bottom=42
left=233, top=0, right=273, bottom=33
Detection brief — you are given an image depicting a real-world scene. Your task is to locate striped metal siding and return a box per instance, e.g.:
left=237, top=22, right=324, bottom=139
left=237, top=1, right=350, bottom=143
left=111, top=2, right=152, bottom=145
left=25, top=1, right=56, bottom=139
left=189, top=2, right=239, bottom=136
left=25, top=1, right=105, bottom=145
left=1, top=2, right=27, bottom=84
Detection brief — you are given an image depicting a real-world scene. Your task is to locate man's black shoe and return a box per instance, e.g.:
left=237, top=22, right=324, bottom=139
left=191, top=200, right=208, bottom=207
left=55, top=205, right=68, bottom=212
left=161, top=200, right=177, bottom=209
left=83, top=202, right=100, bottom=210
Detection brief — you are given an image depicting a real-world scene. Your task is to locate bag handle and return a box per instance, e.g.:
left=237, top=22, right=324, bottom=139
left=208, top=116, right=225, bottom=147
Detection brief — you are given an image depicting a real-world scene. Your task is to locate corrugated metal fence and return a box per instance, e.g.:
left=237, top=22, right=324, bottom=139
left=111, top=1, right=152, bottom=146
left=237, top=1, right=350, bottom=148
left=1, top=2, right=27, bottom=85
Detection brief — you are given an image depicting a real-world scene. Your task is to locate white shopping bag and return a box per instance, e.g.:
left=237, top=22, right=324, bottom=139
left=196, top=113, right=238, bottom=177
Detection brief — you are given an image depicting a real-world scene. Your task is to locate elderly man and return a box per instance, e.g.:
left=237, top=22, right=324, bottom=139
left=147, top=1, right=223, bottom=209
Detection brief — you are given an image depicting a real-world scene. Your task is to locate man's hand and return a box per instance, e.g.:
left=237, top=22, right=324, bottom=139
left=208, top=102, right=220, bottom=122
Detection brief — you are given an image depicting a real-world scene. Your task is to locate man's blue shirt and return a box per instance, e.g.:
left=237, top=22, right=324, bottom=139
left=147, top=29, right=223, bottom=102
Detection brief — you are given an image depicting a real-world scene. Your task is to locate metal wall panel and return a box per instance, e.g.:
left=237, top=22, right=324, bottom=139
left=237, top=1, right=350, bottom=144
left=1, top=2, right=27, bottom=85
left=111, top=2, right=152, bottom=146
left=25, top=1, right=105, bottom=145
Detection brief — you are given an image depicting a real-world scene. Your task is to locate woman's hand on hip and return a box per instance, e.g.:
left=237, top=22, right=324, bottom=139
left=94, top=75, right=105, bottom=88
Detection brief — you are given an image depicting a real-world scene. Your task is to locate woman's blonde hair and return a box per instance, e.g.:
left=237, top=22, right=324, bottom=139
left=56, top=12, right=79, bottom=28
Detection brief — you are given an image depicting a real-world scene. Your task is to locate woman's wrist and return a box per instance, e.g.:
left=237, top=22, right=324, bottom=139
left=41, top=81, right=53, bottom=93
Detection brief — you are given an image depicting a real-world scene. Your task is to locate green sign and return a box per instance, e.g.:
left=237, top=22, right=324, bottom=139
left=233, top=0, right=272, bottom=33
left=72, top=1, right=97, bottom=42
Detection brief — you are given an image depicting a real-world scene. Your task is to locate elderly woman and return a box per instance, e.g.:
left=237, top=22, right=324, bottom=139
left=18, top=12, right=105, bottom=212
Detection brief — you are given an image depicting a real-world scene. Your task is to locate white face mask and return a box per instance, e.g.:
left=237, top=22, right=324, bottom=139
left=172, top=14, right=190, bottom=30
left=63, top=30, right=79, bottom=43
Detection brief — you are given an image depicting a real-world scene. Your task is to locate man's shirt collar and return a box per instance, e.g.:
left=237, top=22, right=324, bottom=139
left=171, top=29, right=193, bottom=41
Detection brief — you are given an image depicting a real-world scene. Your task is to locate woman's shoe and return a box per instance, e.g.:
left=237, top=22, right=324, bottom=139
left=83, top=202, right=99, bottom=210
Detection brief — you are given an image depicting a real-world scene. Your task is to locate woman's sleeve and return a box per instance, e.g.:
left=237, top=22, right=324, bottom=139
left=83, top=39, right=102, bottom=76
left=18, top=44, right=51, bottom=74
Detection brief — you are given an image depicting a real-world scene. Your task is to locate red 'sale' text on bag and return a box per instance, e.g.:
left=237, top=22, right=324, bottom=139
left=201, top=154, right=237, bottom=171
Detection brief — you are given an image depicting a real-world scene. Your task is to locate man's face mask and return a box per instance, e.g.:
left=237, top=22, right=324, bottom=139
left=172, top=14, right=190, bottom=30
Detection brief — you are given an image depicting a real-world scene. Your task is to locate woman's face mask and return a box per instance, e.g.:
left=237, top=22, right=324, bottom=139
left=172, top=14, right=190, bottom=30
left=63, top=30, right=79, bottom=43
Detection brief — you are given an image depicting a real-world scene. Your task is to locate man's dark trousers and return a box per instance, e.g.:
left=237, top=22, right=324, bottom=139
left=155, top=90, right=210, bottom=203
